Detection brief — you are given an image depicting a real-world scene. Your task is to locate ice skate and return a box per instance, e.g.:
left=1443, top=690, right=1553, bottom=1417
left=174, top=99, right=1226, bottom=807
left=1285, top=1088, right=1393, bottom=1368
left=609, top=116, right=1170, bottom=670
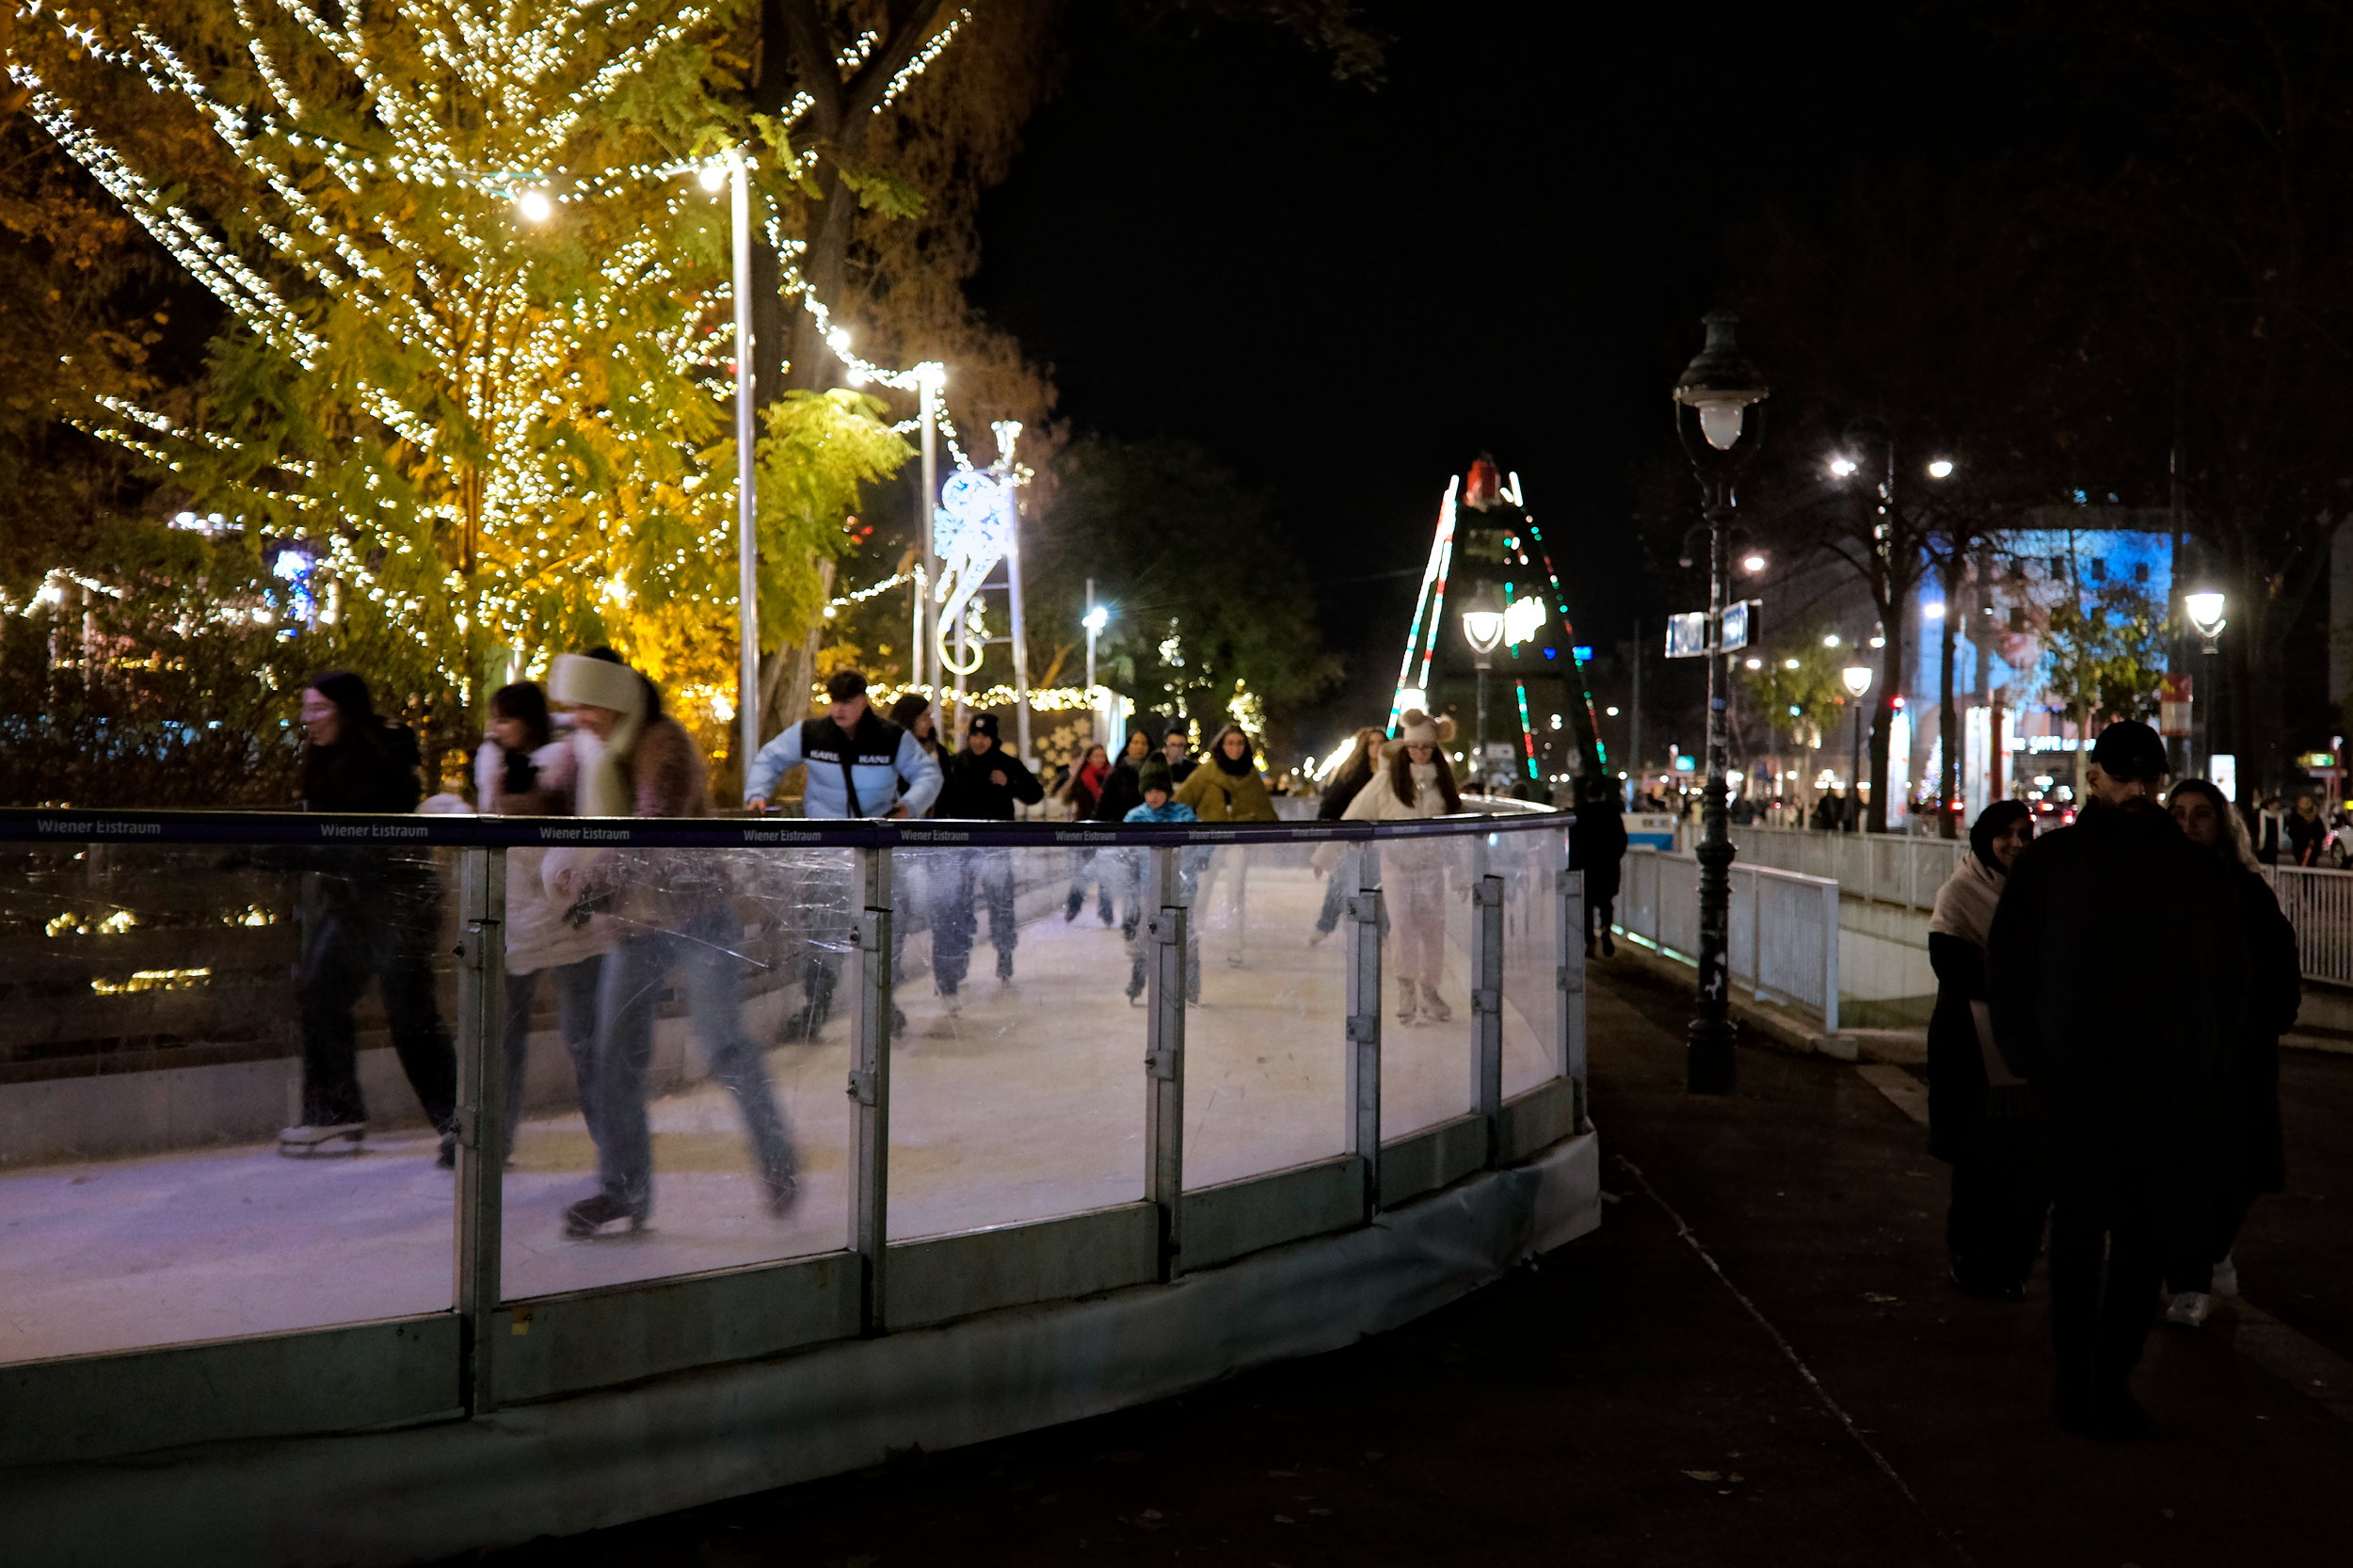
left=1064, top=888, right=1084, bottom=922
left=766, top=1174, right=800, bottom=1217
left=996, top=949, right=1016, bottom=984
left=939, top=985, right=962, bottom=1016
left=278, top=1121, right=366, bottom=1157
left=563, top=1192, right=647, bottom=1238
left=1397, top=976, right=1420, bottom=1025
left=1419, top=982, right=1452, bottom=1023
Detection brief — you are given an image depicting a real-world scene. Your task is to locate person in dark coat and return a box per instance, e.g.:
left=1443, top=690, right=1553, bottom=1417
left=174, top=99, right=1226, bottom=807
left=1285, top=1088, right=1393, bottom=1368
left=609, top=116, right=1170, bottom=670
left=1306, top=727, right=1387, bottom=944
left=1927, top=799, right=2042, bottom=1299
left=1094, top=728, right=1153, bottom=824
left=1568, top=777, right=1629, bottom=957
left=284, top=671, right=458, bottom=1163
left=1986, top=720, right=2247, bottom=1439
left=2161, top=778, right=2301, bottom=1326
left=930, top=713, right=1045, bottom=1004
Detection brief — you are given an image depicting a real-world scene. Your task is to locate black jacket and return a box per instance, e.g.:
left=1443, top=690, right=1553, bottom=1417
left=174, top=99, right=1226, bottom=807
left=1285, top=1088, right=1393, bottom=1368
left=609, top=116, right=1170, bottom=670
left=2224, top=864, right=2301, bottom=1192
left=1317, top=757, right=1375, bottom=822
left=1985, top=798, right=2247, bottom=1156
left=936, top=744, right=1046, bottom=820
left=1094, top=760, right=1145, bottom=824
left=301, top=725, right=424, bottom=813
left=1568, top=798, right=1629, bottom=901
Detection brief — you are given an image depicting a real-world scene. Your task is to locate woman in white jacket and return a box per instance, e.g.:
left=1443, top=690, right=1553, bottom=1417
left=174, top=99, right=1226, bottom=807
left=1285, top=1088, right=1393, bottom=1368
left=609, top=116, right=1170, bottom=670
left=1343, top=710, right=1464, bottom=1024
left=476, top=681, right=609, bottom=1162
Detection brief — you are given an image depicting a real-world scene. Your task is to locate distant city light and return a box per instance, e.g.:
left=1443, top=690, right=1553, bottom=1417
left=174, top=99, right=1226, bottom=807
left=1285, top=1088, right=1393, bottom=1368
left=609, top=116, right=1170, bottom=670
left=1605, top=706, right=1621, bottom=717
left=1741, top=552, right=1766, bottom=573
left=698, top=163, right=728, bottom=193
left=517, top=188, right=553, bottom=222
left=1822, top=633, right=1841, bottom=648
left=1922, top=601, right=1946, bottom=620
left=1828, top=456, right=1858, bottom=478
left=1927, top=457, right=1955, bottom=479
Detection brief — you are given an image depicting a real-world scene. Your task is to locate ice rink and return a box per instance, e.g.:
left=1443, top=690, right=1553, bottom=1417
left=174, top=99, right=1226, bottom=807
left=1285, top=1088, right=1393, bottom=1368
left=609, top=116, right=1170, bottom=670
left=0, top=846, right=1561, bottom=1365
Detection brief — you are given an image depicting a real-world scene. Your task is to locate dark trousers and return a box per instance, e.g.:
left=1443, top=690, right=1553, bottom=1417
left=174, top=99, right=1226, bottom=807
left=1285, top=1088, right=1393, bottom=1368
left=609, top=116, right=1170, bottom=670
left=296, top=883, right=456, bottom=1131
left=1946, top=1098, right=2049, bottom=1289
left=500, top=955, right=602, bottom=1160
left=2046, top=1152, right=2169, bottom=1403
left=1587, top=892, right=1617, bottom=948
left=590, top=905, right=794, bottom=1217
left=931, top=849, right=1017, bottom=993
left=2166, top=1184, right=2260, bottom=1294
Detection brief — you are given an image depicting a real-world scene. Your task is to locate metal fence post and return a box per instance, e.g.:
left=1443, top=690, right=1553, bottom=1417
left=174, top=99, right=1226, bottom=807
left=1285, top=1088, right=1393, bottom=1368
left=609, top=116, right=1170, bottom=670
left=454, top=844, right=505, bottom=1416
left=1473, top=872, right=1504, bottom=1163
left=1820, top=874, right=1841, bottom=1037
left=850, top=845, right=894, bottom=1334
left=1558, top=861, right=1588, bottom=1134
left=1145, top=844, right=1188, bottom=1279
left=1345, top=841, right=1385, bottom=1216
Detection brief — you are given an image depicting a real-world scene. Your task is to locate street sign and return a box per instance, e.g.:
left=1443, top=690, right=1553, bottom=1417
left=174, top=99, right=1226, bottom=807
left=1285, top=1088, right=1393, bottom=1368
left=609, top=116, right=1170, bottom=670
left=2159, top=672, right=2192, bottom=737
left=1664, top=600, right=1759, bottom=659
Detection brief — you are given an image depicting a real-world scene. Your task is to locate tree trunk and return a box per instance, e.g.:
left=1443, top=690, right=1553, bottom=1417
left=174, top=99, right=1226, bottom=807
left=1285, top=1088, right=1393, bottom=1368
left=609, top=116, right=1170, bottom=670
left=1937, top=554, right=1961, bottom=838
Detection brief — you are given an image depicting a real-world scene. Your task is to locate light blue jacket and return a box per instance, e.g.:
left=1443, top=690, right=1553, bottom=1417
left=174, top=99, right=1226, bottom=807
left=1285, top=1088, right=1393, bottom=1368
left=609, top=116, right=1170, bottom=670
left=745, top=712, right=943, bottom=819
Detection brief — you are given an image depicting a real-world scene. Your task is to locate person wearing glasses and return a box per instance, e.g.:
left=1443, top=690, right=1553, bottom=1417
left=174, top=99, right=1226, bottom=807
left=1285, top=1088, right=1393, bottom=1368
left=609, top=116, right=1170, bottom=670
left=1342, top=710, right=1465, bottom=1025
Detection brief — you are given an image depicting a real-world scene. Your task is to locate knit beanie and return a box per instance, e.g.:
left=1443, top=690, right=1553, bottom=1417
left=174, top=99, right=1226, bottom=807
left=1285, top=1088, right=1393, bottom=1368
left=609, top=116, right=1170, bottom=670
left=1139, top=758, right=1175, bottom=796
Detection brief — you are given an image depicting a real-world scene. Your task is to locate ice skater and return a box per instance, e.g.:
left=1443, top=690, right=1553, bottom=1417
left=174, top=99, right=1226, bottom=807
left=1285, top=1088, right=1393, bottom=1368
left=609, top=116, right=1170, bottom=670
left=930, top=713, right=1043, bottom=1007
left=1122, top=758, right=1205, bottom=1005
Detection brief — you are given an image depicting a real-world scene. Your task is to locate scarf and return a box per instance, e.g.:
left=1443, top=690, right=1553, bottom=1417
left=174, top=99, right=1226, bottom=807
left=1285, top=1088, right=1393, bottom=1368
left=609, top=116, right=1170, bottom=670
left=548, top=654, right=649, bottom=819
left=1928, top=853, right=2003, bottom=949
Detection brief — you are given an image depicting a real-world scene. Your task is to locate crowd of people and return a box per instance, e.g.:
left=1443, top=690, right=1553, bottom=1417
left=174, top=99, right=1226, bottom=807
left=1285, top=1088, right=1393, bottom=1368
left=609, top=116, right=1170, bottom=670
left=1927, top=719, right=2301, bottom=1439
left=278, top=649, right=1546, bottom=1241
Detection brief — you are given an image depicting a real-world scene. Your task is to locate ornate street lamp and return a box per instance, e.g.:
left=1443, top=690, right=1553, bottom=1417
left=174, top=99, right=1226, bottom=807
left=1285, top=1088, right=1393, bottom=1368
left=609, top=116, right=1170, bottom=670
left=1843, top=664, right=1874, bottom=824
left=2185, top=589, right=2227, bottom=776
left=1462, top=586, right=1507, bottom=797
left=1673, top=311, right=1769, bottom=1094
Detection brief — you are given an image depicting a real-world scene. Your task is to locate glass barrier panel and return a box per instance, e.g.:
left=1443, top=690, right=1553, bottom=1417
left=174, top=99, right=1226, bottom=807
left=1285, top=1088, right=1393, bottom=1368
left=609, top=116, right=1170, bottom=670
left=0, top=841, right=457, bottom=1362
left=1182, top=837, right=1352, bottom=1191
left=1377, top=831, right=1479, bottom=1142
left=885, top=843, right=1146, bottom=1240
left=500, top=846, right=854, bottom=1299
left=1498, top=825, right=1563, bottom=1099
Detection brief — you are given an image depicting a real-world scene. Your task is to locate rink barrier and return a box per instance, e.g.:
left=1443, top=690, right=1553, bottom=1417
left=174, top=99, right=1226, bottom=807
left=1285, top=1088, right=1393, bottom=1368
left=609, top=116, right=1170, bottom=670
left=0, top=806, right=1586, bottom=1477
left=1614, top=847, right=1842, bottom=1032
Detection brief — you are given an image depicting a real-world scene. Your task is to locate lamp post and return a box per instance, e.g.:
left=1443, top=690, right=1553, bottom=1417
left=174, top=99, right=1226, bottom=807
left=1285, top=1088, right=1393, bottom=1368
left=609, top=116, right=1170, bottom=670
left=1843, top=664, right=1874, bottom=829
left=1083, top=581, right=1111, bottom=744
left=1673, top=311, right=1769, bottom=1095
left=2185, top=589, right=2227, bottom=779
left=696, top=153, right=760, bottom=771
left=916, top=361, right=946, bottom=711
left=1462, top=587, right=1506, bottom=797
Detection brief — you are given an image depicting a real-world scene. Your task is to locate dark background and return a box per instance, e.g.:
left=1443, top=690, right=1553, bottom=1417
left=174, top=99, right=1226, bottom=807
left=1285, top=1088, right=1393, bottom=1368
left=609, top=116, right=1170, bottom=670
left=972, top=0, right=2040, bottom=752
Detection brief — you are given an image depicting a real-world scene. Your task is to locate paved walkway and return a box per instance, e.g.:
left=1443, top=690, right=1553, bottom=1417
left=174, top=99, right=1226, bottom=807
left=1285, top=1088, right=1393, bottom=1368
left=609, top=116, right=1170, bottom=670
left=0, top=857, right=1555, bottom=1362
left=449, top=961, right=2353, bottom=1568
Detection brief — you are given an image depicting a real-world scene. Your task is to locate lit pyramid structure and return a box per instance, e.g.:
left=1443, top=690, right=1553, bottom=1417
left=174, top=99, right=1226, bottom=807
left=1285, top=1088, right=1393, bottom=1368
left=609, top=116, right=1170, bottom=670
left=1388, top=456, right=1606, bottom=793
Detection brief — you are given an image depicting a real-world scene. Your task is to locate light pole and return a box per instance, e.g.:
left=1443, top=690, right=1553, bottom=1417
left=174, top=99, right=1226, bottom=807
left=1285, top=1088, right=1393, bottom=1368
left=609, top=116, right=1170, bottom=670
left=1673, top=311, right=1769, bottom=1096
left=697, top=152, right=760, bottom=771
left=1843, top=664, right=1874, bottom=829
left=2185, top=589, right=2227, bottom=779
left=1083, top=582, right=1111, bottom=744
left=1462, top=587, right=1506, bottom=797
left=916, top=361, right=945, bottom=710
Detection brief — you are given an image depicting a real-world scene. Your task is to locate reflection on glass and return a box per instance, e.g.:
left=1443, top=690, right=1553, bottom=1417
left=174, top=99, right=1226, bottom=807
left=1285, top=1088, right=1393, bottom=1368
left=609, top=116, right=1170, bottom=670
left=0, top=844, right=456, bottom=1362
left=1501, top=826, right=1564, bottom=1099
left=1183, top=840, right=1352, bottom=1190
left=887, top=845, right=1145, bottom=1240
left=501, top=846, right=852, bottom=1300
left=1379, top=834, right=1479, bottom=1141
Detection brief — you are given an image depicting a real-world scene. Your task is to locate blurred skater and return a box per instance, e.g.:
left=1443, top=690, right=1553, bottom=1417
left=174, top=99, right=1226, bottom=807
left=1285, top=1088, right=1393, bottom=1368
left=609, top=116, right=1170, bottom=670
left=1568, top=776, right=1628, bottom=957
left=1059, top=741, right=1118, bottom=925
left=1177, top=724, right=1279, bottom=967
left=1343, top=711, right=1463, bottom=1024
left=552, top=651, right=795, bottom=1239
left=1123, top=757, right=1204, bottom=1005
left=282, top=672, right=458, bottom=1163
left=931, top=713, right=1044, bottom=1008
left=1310, top=727, right=1386, bottom=946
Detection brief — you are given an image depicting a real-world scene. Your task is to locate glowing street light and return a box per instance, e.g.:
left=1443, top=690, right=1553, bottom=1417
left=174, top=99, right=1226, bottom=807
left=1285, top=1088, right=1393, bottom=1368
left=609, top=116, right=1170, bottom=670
left=1822, top=632, right=1842, bottom=648
left=2185, top=590, right=2227, bottom=644
left=1926, top=457, right=1955, bottom=479
left=1462, top=587, right=1507, bottom=796
left=1741, top=552, right=1767, bottom=573
left=516, top=187, right=553, bottom=223
left=1082, top=580, right=1111, bottom=740
left=1828, top=456, right=1859, bottom=478
left=1842, top=664, right=1874, bottom=813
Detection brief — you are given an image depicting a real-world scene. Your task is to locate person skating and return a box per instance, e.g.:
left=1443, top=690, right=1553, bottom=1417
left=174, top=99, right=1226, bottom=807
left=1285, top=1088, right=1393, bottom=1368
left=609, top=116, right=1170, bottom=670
left=1568, top=776, right=1629, bottom=957
left=1059, top=741, right=1118, bottom=925
left=2161, top=778, right=2301, bottom=1327
left=1342, top=710, right=1464, bottom=1024
left=1927, top=800, right=2044, bottom=1301
left=1986, top=720, right=2247, bottom=1438
left=549, top=650, right=797, bottom=1240
left=1163, top=728, right=1198, bottom=785
left=1177, top=723, right=1279, bottom=967
left=931, top=712, right=1044, bottom=1006
left=282, top=671, right=459, bottom=1163
left=1309, top=727, right=1385, bottom=946
left=1122, top=758, right=1204, bottom=1005
left=746, top=670, right=941, bottom=1036
left=888, top=692, right=945, bottom=819
left=475, top=681, right=608, bottom=1164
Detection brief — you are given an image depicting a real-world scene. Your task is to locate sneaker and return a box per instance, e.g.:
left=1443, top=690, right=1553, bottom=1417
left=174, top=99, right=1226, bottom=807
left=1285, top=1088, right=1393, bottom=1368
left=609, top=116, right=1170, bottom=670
left=2165, top=1290, right=2211, bottom=1327
left=563, top=1192, right=647, bottom=1239
left=279, top=1122, right=366, bottom=1157
left=2212, top=1255, right=2240, bottom=1297
left=1601, top=931, right=1617, bottom=957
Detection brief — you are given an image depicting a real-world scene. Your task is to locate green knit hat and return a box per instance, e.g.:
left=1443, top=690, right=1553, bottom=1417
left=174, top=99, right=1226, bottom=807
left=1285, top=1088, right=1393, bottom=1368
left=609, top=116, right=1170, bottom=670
left=1139, top=758, right=1175, bottom=795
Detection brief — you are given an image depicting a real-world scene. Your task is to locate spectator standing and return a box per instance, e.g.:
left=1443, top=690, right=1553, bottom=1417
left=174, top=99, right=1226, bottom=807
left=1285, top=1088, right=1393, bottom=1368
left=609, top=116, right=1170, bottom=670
left=2162, top=778, right=2301, bottom=1326
left=281, top=671, right=458, bottom=1164
left=1927, top=800, right=2042, bottom=1300
left=1987, top=721, right=2247, bottom=1437
left=1176, top=723, right=1280, bottom=968
left=475, top=681, right=608, bottom=1163
left=549, top=650, right=796, bottom=1239
left=931, top=712, right=1045, bottom=1007
left=2285, top=794, right=2327, bottom=867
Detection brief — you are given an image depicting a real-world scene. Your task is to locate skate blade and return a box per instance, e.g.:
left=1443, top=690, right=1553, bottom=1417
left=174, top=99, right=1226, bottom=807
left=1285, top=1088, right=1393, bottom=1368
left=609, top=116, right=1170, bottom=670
left=564, top=1217, right=647, bottom=1240
left=278, top=1139, right=367, bottom=1158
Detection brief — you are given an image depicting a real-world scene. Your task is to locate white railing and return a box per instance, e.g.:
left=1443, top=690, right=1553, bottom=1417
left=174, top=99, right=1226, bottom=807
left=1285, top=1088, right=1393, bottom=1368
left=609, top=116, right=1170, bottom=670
left=2264, top=863, right=2353, bottom=987
left=1617, top=849, right=1842, bottom=1032
left=1728, top=824, right=1964, bottom=914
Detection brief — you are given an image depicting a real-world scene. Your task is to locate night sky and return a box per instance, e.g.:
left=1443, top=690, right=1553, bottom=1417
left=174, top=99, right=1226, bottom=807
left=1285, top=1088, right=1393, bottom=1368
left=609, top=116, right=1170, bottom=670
left=972, top=0, right=2030, bottom=746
